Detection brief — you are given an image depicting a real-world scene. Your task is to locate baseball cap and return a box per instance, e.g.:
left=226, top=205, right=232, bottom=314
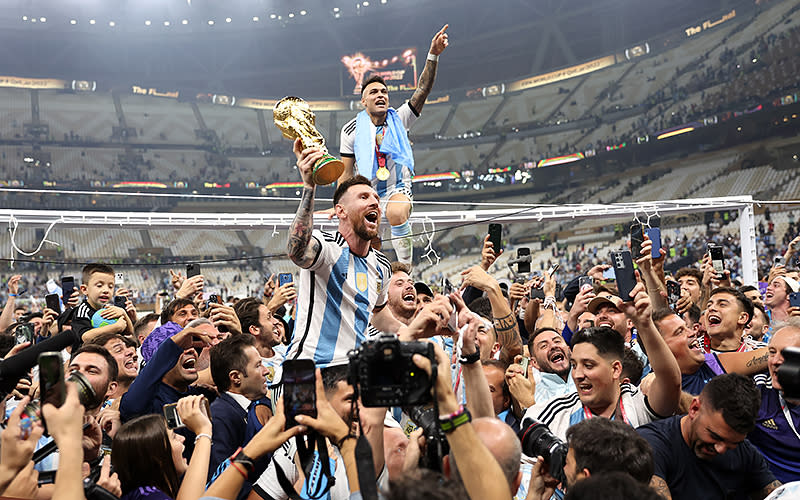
left=414, top=282, right=434, bottom=297
left=780, top=276, right=800, bottom=293
left=587, top=293, right=623, bottom=314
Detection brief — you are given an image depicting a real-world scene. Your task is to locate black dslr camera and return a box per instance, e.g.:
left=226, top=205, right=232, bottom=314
left=348, top=334, right=435, bottom=407
left=519, top=417, right=568, bottom=484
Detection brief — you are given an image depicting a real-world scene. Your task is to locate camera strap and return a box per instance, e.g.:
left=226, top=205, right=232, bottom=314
left=779, top=393, right=800, bottom=441
left=274, top=431, right=335, bottom=500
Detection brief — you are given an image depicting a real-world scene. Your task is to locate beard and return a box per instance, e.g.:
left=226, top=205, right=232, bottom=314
left=353, top=218, right=379, bottom=242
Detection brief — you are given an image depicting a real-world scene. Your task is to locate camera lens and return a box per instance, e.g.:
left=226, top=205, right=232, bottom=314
left=519, top=418, right=568, bottom=484
left=67, top=371, right=97, bottom=408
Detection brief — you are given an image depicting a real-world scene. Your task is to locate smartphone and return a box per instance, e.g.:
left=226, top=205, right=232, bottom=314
left=547, top=264, right=559, bottom=276
left=278, top=273, right=293, bottom=288
left=519, top=356, right=530, bottom=377
left=45, top=293, right=61, bottom=314
left=611, top=251, right=636, bottom=301
left=39, top=352, right=66, bottom=409
left=774, top=256, right=785, bottom=267
left=517, top=248, right=531, bottom=274
left=15, top=323, right=35, bottom=345
left=283, top=359, right=317, bottom=428
left=646, top=227, right=662, bottom=259
left=442, top=278, right=455, bottom=296
left=708, top=245, right=725, bottom=276
left=649, top=215, right=661, bottom=228
left=578, top=276, right=594, bottom=292
left=630, top=222, right=644, bottom=259
left=667, top=281, right=681, bottom=309
left=186, top=264, right=201, bottom=278
left=790, top=292, right=800, bottom=309
left=602, top=267, right=616, bottom=281
left=488, top=224, right=503, bottom=254
left=114, top=272, right=124, bottom=287
left=163, top=397, right=210, bottom=429
left=113, top=296, right=127, bottom=309
left=61, top=276, right=75, bottom=306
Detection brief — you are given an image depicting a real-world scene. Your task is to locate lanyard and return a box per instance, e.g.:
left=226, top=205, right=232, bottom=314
left=583, top=398, right=630, bottom=425
left=778, top=393, right=800, bottom=442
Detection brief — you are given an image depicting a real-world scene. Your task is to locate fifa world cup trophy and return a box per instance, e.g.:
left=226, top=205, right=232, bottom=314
left=273, top=96, right=344, bottom=186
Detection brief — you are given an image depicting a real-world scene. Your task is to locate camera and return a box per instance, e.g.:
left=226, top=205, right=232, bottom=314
left=519, top=418, right=568, bottom=484
left=15, top=323, right=35, bottom=345
left=348, top=334, right=435, bottom=407
left=19, top=371, right=97, bottom=437
left=778, top=347, right=800, bottom=400
left=406, top=403, right=449, bottom=472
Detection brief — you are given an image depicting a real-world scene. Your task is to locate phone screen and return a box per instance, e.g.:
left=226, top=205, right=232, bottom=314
left=517, top=248, right=531, bottom=274
left=39, top=352, right=66, bottom=408
left=163, top=403, right=184, bottom=429
left=488, top=224, right=502, bottom=254
left=115, top=272, right=124, bottom=287
left=283, top=360, right=317, bottom=427
left=709, top=246, right=725, bottom=274
left=630, top=222, right=644, bottom=259
left=278, top=273, right=293, bottom=288
left=667, top=281, right=681, bottom=308
left=186, top=264, right=201, bottom=278
left=45, top=293, right=61, bottom=313
left=61, top=276, right=75, bottom=306
left=578, top=276, right=594, bottom=291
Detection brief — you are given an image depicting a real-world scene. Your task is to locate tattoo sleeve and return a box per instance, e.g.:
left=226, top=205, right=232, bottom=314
left=493, top=311, right=523, bottom=364
left=650, top=475, right=673, bottom=500
left=754, top=480, right=781, bottom=500
left=287, top=186, right=321, bottom=268
left=409, top=58, right=438, bottom=114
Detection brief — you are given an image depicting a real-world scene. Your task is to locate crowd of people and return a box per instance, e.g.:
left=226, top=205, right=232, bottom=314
left=1, top=132, right=800, bottom=500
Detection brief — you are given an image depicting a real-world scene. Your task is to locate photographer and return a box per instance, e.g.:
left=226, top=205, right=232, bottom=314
left=525, top=417, right=654, bottom=499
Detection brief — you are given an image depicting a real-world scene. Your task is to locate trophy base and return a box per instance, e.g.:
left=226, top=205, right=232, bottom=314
left=313, top=155, right=345, bottom=186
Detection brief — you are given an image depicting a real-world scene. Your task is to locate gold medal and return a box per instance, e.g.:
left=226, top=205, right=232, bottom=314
left=376, top=166, right=391, bottom=181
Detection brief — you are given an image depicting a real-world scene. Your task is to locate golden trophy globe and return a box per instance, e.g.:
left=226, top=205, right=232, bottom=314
left=273, top=96, right=344, bottom=186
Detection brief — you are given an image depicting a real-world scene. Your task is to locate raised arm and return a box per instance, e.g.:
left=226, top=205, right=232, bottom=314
left=408, top=24, right=449, bottom=114
left=620, top=283, right=681, bottom=417
left=288, top=139, right=324, bottom=268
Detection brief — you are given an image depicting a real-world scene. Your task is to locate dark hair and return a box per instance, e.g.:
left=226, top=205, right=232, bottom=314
left=650, top=307, right=676, bottom=324
left=528, top=327, right=562, bottom=353
left=565, top=418, right=654, bottom=484
left=738, top=285, right=758, bottom=294
left=70, top=344, right=119, bottom=383
left=386, top=469, right=466, bottom=500
left=675, top=267, right=702, bottom=284
left=701, top=373, right=761, bottom=434
left=81, top=263, right=115, bottom=285
left=234, top=297, right=264, bottom=336
left=571, top=326, right=624, bottom=362
left=684, top=304, right=702, bottom=325
left=466, top=297, right=493, bottom=321
left=709, top=287, right=753, bottom=327
left=134, top=313, right=160, bottom=339
left=161, top=298, right=197, bottom=325
left=361, top=75, right=387, bottom=95
left=333, top=175, right=373, bottom=206
left=86, top=331, right=127, bottom=350
left=563, top=472, right=663, bottom=500
left=210, top=335, right=255, bottom=392
left=621, top=347, right=644, bottom=386
left=752, top=302, right=767, bottom=320
left=112, top=414, right=179, bottom=498
left=321, top=364, right=349, bottom=393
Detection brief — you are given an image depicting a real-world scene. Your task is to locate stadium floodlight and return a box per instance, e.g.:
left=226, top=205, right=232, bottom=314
left=89, top=19, right=96, bottom=24
left=300, top=10, right=307, bottom=15
left=145, top=20, right=151, bottom=26
left=252, top=16, right=259, bottom=21
left=109, top=21, right=115, bottom=27
left=225, top=17, right=232, bottom=23
left=182, top=19, right=189, bottom=25
left=164, top=20, right=170, bottom=26
left=40, top=17, right=46, bottom=22
left=22, top=16, right=28, bottom=21
left=208, top=20, right=215, bottom=25
left=333, top=7, right=340, bottom=12
left=288, top=12, right=294, bottom=18
left=70, top=19, right=77, bottom=25
left=270, top=14, right=277, bottom=19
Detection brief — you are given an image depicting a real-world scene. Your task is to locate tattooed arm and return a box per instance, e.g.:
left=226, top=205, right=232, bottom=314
left=752, top=479, right=781, bottom=500
left=649, top=475, right=672, bottom=500
left=409, top=24, right=449, bottom=114
left=287, top=139, right=326, bottom=268
left=718, top=346, right=769, bottom=375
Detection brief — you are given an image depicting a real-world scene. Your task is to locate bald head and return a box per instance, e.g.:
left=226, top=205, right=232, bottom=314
left=768, top=320, right=800, bottom=394
left=446, top=417, right=521, bottom=491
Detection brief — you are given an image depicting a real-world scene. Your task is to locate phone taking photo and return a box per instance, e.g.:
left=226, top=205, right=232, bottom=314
left=61, top=276, right=75, bottom=307
left=708, top=245, right=725, bottom=277
left=186, top=264, right=201, bottom=278
left=278, top=273, right=293, bottom=288
left=667, top=281, right=681, bottom=310
left=45, top=293, right=61, bottom=314
left=517, top=248, right=531, bottom=275
left=39, top=352, right=66, bottom=410
left=283, top=360, right=317, bottom=428
left=630, top=222, right=644, bottom=259
left=611, top=251, right=636, bottom=302
left=488, top=224, right=503, bottom=254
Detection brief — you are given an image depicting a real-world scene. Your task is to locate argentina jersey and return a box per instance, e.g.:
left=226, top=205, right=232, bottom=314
left=286, top=229, right=391, bottom=368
